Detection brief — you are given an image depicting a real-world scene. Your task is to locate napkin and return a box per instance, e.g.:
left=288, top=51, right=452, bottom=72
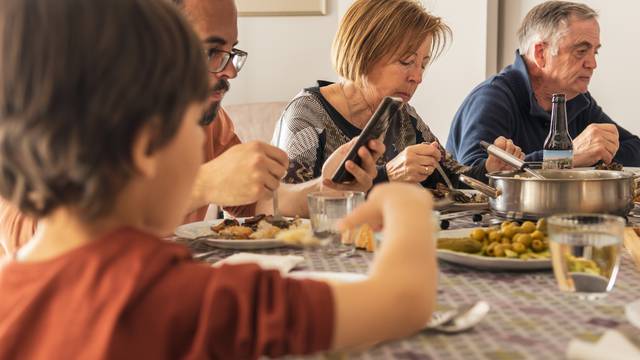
left=213, top=253, right=305, bottom=274
left=567, top=329, right=640, bottom=360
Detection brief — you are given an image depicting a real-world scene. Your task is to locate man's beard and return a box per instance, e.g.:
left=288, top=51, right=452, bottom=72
left=199, top=78, right=230, bottom=126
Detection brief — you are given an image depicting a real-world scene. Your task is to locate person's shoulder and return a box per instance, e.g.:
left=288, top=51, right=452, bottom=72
left=280, top=87, right=329, bottom=129
left=457, top=67, right=525, bottom=117
left=466, top=71, right=517, bottom=102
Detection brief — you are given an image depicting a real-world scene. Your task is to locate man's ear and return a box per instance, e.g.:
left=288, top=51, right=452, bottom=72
left=533, top=41, right=548, bottom=69
left=131, top=121, right=158, bottom=178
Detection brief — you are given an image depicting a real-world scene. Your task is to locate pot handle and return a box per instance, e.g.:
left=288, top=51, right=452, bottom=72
left=459, top=174, right=501, bottom=199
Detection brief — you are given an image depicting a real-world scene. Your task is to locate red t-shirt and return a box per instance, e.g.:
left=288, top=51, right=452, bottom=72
left=0, top=228, right=334, bottom=359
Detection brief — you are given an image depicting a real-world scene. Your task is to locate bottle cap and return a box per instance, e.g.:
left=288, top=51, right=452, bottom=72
left=552, top=93, right=566, bottom=103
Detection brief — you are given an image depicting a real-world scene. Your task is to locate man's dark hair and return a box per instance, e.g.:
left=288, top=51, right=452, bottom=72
left=0, top=0, right=208, bottom=219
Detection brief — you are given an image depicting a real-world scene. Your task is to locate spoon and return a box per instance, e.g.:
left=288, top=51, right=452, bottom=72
left=425, top=301, right=491, bottom=333
left=480, top=141, right=546, bottom=180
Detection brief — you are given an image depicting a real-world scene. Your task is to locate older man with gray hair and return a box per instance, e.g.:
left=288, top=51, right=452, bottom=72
left=446, top=1, right=640, bottom=167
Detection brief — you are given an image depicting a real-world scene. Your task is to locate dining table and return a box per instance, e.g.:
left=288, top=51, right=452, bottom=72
left=176, top=211, right=640, bottom=360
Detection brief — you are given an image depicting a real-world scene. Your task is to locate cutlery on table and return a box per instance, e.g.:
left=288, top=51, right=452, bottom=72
left=425, top=301, right=490, bottom=333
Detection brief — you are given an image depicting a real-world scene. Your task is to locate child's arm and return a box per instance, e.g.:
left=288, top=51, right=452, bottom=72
left=329, top=183, right=437, bottom=350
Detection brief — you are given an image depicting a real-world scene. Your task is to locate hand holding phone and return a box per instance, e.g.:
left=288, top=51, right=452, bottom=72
left=331, top=96, right=403, bottom=184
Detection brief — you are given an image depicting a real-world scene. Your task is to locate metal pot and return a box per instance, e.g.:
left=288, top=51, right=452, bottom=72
left=459, top=169, right=639, bottom=219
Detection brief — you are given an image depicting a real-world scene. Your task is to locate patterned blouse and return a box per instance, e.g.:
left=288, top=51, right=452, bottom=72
left=272, top=81, right=488, bottom=188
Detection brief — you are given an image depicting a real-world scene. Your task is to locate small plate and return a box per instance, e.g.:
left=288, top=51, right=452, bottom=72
left=437, top=228, right=551, bottom=271
left=287, top=271, right=366, bottom=283
left=174, top=218, right=306, bottom=250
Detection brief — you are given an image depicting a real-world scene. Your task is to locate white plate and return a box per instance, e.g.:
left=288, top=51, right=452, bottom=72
left=437, top=228, right=551, bottom=271
left=174, top=217, right=306, bottom=250
left=287, top=271, right=366, bottom=283
left=624, top=167, right=640, bottom=175
left=445, top=190, right=489, bottom=211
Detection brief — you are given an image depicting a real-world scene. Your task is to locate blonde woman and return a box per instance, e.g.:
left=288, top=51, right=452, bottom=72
left=275, top=0, right=523, bottom=189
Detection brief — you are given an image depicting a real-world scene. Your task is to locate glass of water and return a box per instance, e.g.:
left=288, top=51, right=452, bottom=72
left=307, top=191, right=366, bottom=253
left=547, top=213, right=624, bottom=300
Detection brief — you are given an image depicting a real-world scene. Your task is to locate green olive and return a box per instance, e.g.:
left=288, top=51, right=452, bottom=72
left=517, top=234, right=532, bottom=247
left=470, top=229, right=486, bottom=242
left=488, top=230, right=501, bottom=243
left=531, top=230, right=545, bottom=241
left=521, top=221, right=536, bottom=233
left=494, top=244, right=506, bottom=257
left=532, top=239, right=545, bottom=252
left=512, top=242, right=527, bottom=254
left=502, top=225, right=518, bottom=239
left=536, top=218, right=547, bottom=232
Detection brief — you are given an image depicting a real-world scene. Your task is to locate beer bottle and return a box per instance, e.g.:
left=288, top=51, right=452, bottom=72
left=542, top=93, right=573, bottom=169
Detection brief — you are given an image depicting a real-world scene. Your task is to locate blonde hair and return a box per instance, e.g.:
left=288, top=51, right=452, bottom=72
left=332, top=0, right=450, bottom=83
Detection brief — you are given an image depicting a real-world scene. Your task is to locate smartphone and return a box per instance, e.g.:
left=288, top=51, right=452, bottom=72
left=330, top=96, right=403, bottom=184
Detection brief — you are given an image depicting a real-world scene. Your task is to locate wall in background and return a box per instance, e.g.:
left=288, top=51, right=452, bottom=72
left=225, top=0, right=498, bottom=142
left=499, top=0, right=640, bottom=137
left=225, top=0, right=639, bottom=144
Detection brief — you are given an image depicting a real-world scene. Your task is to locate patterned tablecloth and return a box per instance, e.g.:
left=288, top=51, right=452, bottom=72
left=178, top=213, right=640, bottom=360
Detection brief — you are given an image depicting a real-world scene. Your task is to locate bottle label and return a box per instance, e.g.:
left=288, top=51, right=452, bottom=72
left=542, top=150, right=573, bottom=169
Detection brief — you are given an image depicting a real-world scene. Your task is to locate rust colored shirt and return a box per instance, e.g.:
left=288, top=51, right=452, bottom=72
left=184, top=107, right=256, bottom=222
left=0, top=228, right=334, bottom=359
left=0, top=108, right=255, bottom=256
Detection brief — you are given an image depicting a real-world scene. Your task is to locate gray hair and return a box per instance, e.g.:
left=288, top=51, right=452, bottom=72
left=517, top=1, right=598, bottom=56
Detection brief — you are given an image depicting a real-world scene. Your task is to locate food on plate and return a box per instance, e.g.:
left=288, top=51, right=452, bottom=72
left=350, top=224, right=375, bottom=252
left=437, top=237, right=482, bottom=253
left=437, top=219, right=551, bottom=260
left=430, top=183, right=487, bottom=203
left=216, top=225, right=254, bottom=239
left=209, top=214, right=303, bottom=240
left=276, top=225, right=319, bottom=246
left=594, top=162, right=623, bottom=171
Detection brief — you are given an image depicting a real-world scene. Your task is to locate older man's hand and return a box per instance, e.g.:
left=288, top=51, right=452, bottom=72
left=485, top=136, right=524, bottom=172
left=572, top=123, right=619, bottom=167
left=322, top=138, right=385, bottom=192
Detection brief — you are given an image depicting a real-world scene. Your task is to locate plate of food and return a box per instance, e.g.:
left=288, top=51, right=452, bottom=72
left=174, top=214, right=311, bottom=250
left=436, top=219, right=551, bottom=270
left=431, top=183, right=489, bottom=210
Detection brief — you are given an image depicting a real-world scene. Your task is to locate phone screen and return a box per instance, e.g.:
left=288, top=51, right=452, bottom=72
left=330, top=96, right=403, bottom=184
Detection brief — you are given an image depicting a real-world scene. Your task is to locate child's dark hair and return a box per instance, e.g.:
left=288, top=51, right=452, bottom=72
left=0, top=0, right=208, bottom=219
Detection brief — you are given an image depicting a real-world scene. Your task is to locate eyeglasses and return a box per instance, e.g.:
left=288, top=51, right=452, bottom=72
left=204, top=48, right=248, bottom=73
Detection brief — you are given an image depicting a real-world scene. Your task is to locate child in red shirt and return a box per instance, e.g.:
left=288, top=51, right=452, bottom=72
left=0, top=0, right=438, bottom=358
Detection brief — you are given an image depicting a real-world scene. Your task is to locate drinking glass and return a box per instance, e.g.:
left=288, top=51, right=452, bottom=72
left=547, top=213, right=624, bottom=300
left=307, top=191, right=366, bottom=254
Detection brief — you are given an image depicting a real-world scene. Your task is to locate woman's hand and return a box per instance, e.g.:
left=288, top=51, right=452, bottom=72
left=485, top=136, right=524, bottom=172
left=322, top=137, right=385, bottom=192
left=385, top=142, right=441, bottom=183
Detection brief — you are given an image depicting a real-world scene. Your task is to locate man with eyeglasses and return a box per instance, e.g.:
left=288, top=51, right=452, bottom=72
left=0, top=0, right=385, bottom=255
left=177, top=0, right=384, bottom=223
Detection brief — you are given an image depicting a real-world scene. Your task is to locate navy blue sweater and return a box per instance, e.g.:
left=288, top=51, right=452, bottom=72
left=446, top=52, right=640, bottom=166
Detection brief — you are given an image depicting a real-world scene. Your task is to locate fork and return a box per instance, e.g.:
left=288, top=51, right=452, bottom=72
left=272, top=190, right=285, bottom=221
left=434, top=162, right=454, bottom=190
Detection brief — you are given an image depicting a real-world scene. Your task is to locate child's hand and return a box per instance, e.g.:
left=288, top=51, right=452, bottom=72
left=337, top=183, right=432, bottom=233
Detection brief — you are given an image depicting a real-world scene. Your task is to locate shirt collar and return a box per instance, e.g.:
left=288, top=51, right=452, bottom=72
left=511, top=50, right=591, bottom=123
